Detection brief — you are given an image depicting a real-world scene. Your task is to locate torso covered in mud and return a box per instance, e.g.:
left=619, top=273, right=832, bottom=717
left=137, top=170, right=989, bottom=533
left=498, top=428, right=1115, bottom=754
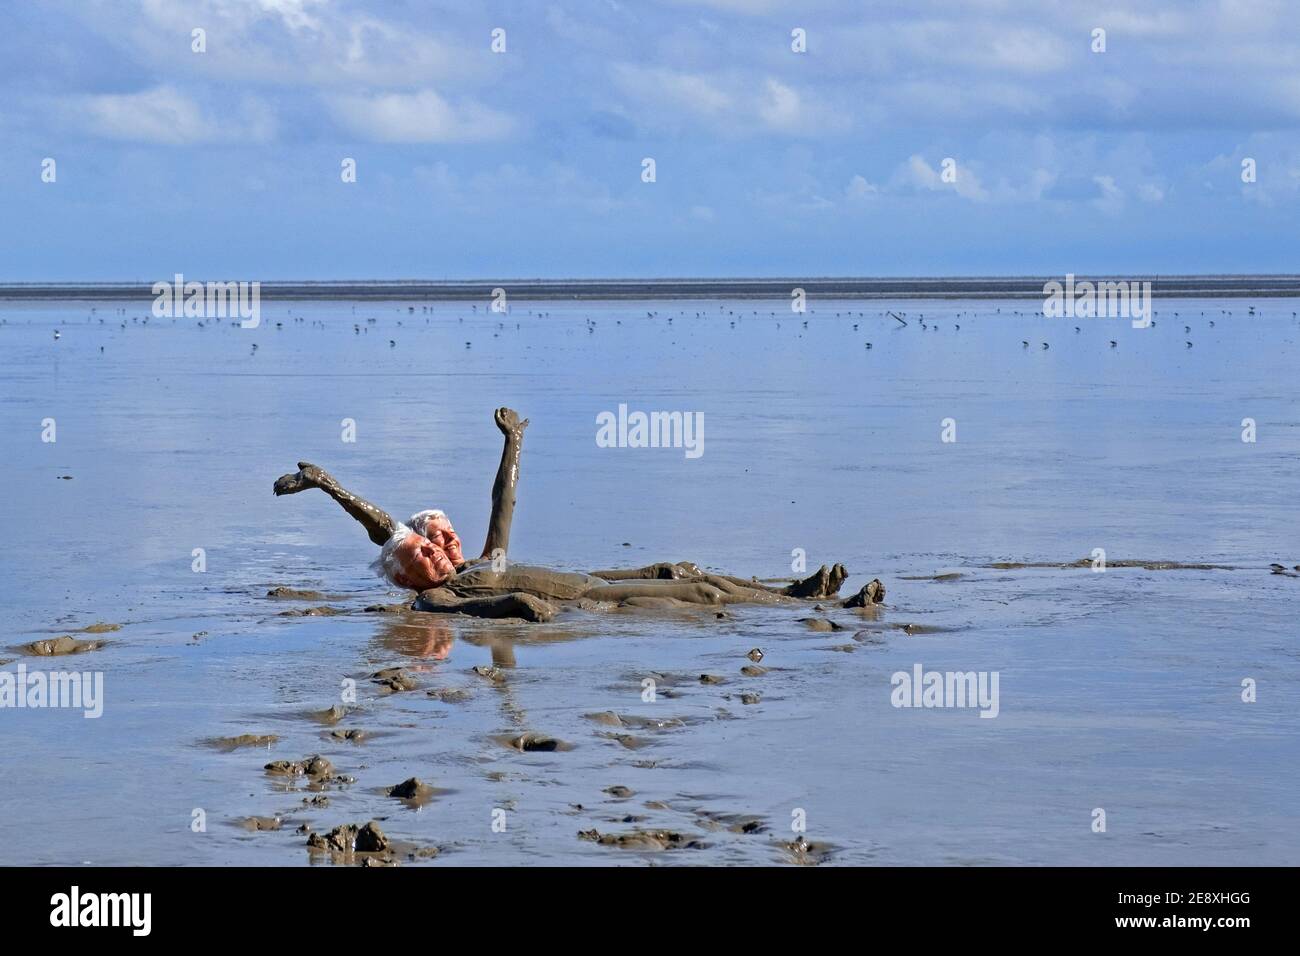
left=443, top=564, right=604, bottom=601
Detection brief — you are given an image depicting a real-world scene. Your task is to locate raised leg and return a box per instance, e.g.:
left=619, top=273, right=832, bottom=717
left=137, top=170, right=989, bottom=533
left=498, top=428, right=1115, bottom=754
left=273, top=462, right=398, bottom=547
left=480, top=407, right=529, bottom=560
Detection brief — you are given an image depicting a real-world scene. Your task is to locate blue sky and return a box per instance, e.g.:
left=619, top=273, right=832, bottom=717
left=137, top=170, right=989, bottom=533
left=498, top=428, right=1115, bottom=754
left=1, top=0, right=1298, bottom=279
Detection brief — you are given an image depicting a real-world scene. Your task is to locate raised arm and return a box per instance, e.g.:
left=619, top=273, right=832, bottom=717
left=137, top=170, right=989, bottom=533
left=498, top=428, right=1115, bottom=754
left=480, top=407, right=529, bottom=560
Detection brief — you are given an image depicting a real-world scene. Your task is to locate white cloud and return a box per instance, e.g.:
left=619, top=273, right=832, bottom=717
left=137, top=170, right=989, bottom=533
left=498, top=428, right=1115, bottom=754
left=65, top=85, right=274, bottom=144
left=1091, top=174, right=1125, bottom=214
left=845, top=174, right=878, bottom=200
left=329, top=90, right=515, bottom=143
left=611, top=65, right=846, bottom=135
left=896, top=155, right=989, bottom=201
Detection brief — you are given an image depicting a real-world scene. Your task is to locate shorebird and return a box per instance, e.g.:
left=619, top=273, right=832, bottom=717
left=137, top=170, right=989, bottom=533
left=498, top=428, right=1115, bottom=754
left=1109, top=340, right=1117, bottom=347
left=53, top=330, right=61, bottom=340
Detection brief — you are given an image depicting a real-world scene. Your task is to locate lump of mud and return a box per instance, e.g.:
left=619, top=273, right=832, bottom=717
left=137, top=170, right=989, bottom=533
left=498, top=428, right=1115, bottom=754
left=852, top=630, right=886, bottom=645
left=265, top=755, right=331, bottom=777
left=603, top=785, right=635, bottom=798
left=355, top=822, right=390, bottom=853
left=237, top=816, right=282, bottom=832
left=693, top=810, right=768, bottom=834
left=740, top=692, right=761, bottom=705
left=698, top=673, right=725, bottom=684
left=75, top=622, right=122, bottom=634
left=472, top=664, right=506, bottom=683
left=306, top=821, right=390, bottom=858
left=312, top=704, right=349, bottom=724
left=25, top=636, right=104, bottom=656
left=740, top=664, right=768, bottom=677
left=843, top=578, right=886, bottom=607
left=584, top=711, right=624, bottom=727
left=265, top=754, right=352, bottom=786
left=427, top=687, right=472, bottom=703
left=278, top=605, right=346, bottom=617
left=502, top=732, right=570, bottom=753
left=823, top=644, right=856, bottom=653
left=800, top=618, right=843, bottom=632
left=781, top=837, right=834, bottom=866
left=266, top=586, right=328, bottom=601
left=363, top=602, right=410, bottom=613
left=578, top=828, right=704, bottom=851
left=211, top=733, right=279, bottom=752
left=370, top=667, right=419, bottom=693
left=307, top=823, right=357, bottom=853
left=387, top=777, right=432, bottom=800
left=328, top=728, right=368, bottom=743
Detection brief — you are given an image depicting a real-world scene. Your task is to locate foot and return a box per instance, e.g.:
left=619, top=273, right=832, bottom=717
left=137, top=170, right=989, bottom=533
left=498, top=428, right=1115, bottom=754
left=273, top=461, right=325, bottom=496
left=784, top=563, right=849, bottom=599
left=494, top=407, right=529, bottom=438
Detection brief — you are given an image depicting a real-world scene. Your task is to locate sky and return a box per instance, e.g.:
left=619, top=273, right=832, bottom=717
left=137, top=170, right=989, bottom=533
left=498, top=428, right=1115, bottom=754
left=1, top=0, right=1298, bottom=279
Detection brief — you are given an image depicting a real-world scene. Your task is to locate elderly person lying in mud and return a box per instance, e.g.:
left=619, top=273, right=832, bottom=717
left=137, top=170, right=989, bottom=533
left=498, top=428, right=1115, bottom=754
left=274, top=407, right=883, bottom=623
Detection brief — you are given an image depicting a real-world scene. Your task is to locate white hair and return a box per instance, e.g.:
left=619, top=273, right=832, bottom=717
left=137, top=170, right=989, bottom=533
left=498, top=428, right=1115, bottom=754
left=406, top=509, right=446, bottom=536
left=371, top=523, right=414, bottom=586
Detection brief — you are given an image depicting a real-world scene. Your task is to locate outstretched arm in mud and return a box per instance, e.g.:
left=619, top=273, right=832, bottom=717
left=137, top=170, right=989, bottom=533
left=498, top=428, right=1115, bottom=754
left=480, top=407, right=529, bottom=560
left=273, top=462, right=398, bottom=547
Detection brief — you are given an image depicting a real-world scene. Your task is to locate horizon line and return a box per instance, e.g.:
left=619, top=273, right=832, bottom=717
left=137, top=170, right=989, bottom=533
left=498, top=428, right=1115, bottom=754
left=3, top=275, right=1300, bottom=301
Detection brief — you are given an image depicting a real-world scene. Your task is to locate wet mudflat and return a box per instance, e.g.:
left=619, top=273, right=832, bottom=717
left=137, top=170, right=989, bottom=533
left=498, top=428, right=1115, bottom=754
left=1, top=297, right=1297, bottom=865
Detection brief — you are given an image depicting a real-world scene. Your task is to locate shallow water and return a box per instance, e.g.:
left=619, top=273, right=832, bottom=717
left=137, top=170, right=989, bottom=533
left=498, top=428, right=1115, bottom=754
left=1, top=297, right=1297, bottom=865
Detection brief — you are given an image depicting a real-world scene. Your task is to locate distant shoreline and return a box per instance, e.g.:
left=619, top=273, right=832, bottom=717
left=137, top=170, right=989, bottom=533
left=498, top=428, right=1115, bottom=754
left=2, top=276, right=1300, bottom=301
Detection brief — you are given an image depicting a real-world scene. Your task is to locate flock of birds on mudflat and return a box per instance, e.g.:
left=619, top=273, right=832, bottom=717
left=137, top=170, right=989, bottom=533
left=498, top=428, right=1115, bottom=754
left=24, top=301, right=1299, bottom=355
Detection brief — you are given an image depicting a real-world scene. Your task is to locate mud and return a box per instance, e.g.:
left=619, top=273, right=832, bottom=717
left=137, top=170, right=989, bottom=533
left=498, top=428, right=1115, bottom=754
left=385, top=777, right=447, bottom=806
left=73, top=622, right=122, bottom=633
left=843, top=578, right=886, bottom=607
left=984, top=558, right=1236, bottom=570
left=265, top=754, right=354, bottom=787
left=310, top=705, right=349, bottom=724
left=412, top=560, right=864, bottom=622
left=24, top=636, right=104, bottom=656
left=781, top=837, right=835, bottom=866
left=277, top=605, right=346, bottom=617
left=578, top=828, right=705, bottom=851
left=427, top=688, right=472, bottom=703
left=237, top=816, right=282, bottom=831
left=369, top=667, right=419, bottom=693
left=210, top=733, right=279, bottom=752
left=328, top=729, right=368, bottom=743
left=800, top=618, right=844, bottom=632
left=497, top=732, right=572, bottom=752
